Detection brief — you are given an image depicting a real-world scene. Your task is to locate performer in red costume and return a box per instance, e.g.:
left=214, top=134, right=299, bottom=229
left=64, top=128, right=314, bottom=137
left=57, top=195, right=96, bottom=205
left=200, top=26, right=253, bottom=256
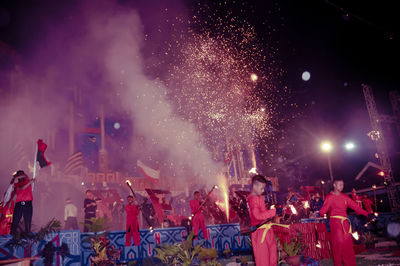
left=361, top=194, right=374, bottom=214
left=10, top=170, right=35, bottom=236
left=247, top=175, right=277, bottom=266
left=190, top=191, right=209, bottom=239
left=125, top=195, right=141, bottom=246
left=319, top=179, right=368, bottom=266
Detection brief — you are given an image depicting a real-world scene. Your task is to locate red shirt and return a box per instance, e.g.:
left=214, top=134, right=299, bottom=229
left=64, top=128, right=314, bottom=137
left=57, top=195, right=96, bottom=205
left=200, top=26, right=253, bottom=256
left=190, top=199, right=203, bottom=215
left=362, top=198, right=374, bottom=214
left=247, top=194, right=276, bottom=226
left=125, top=204, right=139, bottom=223
left=319, top=192, right=368, bottom=218
left=14, top=179, right=33, bottom=203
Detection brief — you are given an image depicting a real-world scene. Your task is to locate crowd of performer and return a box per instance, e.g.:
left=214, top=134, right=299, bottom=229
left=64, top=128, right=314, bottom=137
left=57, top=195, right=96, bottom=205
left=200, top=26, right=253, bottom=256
left=0, top=169, right=380, bottom=265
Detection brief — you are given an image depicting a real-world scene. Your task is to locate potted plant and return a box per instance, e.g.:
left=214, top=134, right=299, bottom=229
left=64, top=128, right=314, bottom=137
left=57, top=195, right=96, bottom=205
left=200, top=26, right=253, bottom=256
left=154, top=232, right=204, bottom=265
left=198, top=247, right=219, bottom=266
left=81, top=217, right=121, bottom=265
left=282, top=231, right=303, bottom=266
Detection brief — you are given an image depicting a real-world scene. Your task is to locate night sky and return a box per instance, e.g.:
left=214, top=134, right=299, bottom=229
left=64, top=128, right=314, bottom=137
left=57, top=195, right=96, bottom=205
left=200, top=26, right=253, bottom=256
left=0, top=0, right=399, bottom=192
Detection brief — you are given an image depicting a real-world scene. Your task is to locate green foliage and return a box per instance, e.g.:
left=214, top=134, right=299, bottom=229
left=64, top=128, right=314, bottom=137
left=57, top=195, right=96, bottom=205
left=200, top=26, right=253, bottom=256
left=10, top=218, right=61, bottom=258
left=282, top=230, right=303, bottom=257
left=81, top=217, right=110, bottom=233
left=283, top=239, right=302, bottom=256
left=198, top=247, right=218, bottom=265
left=154, top=232, right=206, bottom=266
left=275, top=237, right=285, bottom=265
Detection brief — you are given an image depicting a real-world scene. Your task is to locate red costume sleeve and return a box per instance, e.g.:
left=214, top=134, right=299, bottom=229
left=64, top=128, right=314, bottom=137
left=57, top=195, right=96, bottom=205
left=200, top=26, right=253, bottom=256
left=190, top=200, right=202, bottom=214
left=345, top=195, right=368, bottom=216
left=318, top=195, right=331, bottom=216
left=247, top=194, right=276, bottom=223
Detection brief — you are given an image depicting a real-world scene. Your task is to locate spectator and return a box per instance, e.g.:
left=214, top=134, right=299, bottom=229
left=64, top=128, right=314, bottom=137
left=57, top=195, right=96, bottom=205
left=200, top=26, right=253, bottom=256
left=64, top=198, right=78, bottom=230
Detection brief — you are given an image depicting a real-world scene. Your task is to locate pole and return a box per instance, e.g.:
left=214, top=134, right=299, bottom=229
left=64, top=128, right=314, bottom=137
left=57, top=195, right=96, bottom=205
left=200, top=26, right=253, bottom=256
left=327, top=154, right=334, bottom=182
left=32, top=143, right=38, bottom=191
left=68, top=101, right=75, bottom=156
left=372, top=185, right=377, bottom=212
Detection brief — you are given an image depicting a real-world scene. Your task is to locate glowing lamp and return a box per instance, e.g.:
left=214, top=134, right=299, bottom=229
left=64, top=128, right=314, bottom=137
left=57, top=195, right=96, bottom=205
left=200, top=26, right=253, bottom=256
left=378, top=171, right=385, bottom=177
left=344, top=142, right=355, bottom=150
left=320, top=141, right=333, bottom=152
left=302, top=71, right=311, bottom=81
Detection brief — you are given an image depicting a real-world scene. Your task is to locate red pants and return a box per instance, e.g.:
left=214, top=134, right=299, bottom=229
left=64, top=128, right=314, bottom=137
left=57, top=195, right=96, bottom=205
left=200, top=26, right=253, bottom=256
left=192, top=214, right=208, bottom=239
left=125, top=223, right=140, bottom=246
left=329, top=218, right=356, bottom=266
left=251, top=227, right=277, bottom=266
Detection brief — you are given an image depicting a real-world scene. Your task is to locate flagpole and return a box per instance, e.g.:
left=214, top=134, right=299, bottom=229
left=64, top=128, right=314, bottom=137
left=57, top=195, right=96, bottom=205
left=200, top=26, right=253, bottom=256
left=32, top=143, right=38, bottom=191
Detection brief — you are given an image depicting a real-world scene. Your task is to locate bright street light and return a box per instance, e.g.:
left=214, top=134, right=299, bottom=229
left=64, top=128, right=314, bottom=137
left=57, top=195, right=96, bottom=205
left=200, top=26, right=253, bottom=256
left=320, top=141, right=334, bottom=182
left=320, top=141, right=333, bottom=152
left=344, top=142, right=355, bottom=150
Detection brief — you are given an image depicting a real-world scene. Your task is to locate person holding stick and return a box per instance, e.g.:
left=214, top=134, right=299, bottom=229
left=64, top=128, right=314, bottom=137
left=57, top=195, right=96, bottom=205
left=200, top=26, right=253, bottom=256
left=247, top=175, right=277, bottom=266
left=125, top=195, right=140, bottom=246
left=190, top=191, right=209, bottom=239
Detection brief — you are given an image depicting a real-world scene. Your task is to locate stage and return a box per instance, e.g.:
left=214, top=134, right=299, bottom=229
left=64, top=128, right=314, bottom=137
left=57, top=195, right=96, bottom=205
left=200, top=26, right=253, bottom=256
left=1, top=212, right=398, bottom=265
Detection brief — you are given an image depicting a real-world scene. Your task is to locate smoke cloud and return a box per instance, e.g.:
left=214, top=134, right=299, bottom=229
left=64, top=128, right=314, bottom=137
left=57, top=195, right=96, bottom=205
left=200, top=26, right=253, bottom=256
left=0, top=0, right=222, bottom=197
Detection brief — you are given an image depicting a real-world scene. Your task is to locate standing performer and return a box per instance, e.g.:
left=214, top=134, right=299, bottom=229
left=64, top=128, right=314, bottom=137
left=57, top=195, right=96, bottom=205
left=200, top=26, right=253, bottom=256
left=125, top=195, right=140, bottom=246
left=351, top=188, right=362, bottom=208
left=247, top=175, right=277, bottom=266
left=64, top=198, right=78, bottom=230
left=0, top=174, right=18, bottom=235
left=361, top=194, right=374, bottom=214
left=319, top=179, right=368, bottom=266
left=10, top=170, right=35, bottom=236
left=190, top=191, right=209, bottom=239
left=83, top=190, right=97, bottom=232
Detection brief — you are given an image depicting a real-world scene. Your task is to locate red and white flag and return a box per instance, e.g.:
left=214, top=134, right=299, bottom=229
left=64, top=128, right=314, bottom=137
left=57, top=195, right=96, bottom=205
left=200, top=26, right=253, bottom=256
left=137, top=160, right=160, bottom=182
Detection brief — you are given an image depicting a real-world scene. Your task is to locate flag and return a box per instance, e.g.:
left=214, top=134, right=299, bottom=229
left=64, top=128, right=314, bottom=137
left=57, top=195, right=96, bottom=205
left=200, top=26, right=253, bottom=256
left=137, top=160, right=160, bottom=182
left=36, top=139, right=51, bottom=168
left=64, top=151, right=84, bottom=175
left=145, top=188, right=171, bottom=224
